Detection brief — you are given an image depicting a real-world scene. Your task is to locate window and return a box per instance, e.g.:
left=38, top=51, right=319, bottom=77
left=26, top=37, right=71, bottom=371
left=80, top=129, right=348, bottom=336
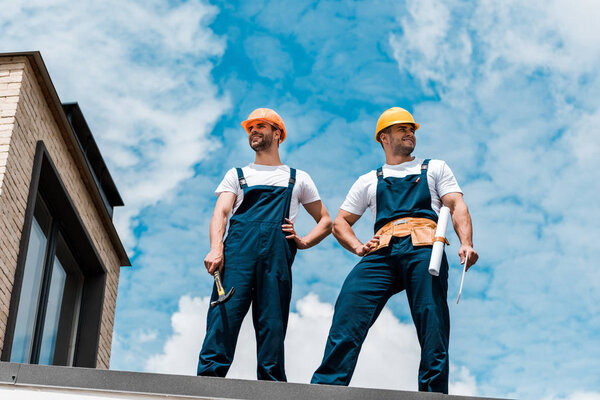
left=10, top=195, right=83, bottom=365
left=3, top=141, right=107, bottom=367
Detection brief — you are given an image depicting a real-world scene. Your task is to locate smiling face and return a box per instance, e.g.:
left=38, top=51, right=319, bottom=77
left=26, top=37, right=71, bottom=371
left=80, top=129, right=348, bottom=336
left=248, top=121, right=281, bottom=152
left=379, top=123, right=416, bottom=157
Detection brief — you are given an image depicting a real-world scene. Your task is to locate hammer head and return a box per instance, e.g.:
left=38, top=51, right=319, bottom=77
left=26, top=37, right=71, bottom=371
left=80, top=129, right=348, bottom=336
left=210, top=287, right=235, bottom=307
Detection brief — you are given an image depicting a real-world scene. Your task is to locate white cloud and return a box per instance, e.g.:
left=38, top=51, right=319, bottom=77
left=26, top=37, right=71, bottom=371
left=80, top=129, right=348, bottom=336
left=0, top=0, right=230, bottom=248
left=545, top=392, right=600, bottom=400
left=450, top=365, right=478, bottom=397
left=393, top=0, right=600, bottom=94
left=474, top=0, right=600, bottom=76
left=138, top=329, right=158, bottom=343
left=145, top=293, right=477, bottom=395
left=144, top=296, right=205, bottom=376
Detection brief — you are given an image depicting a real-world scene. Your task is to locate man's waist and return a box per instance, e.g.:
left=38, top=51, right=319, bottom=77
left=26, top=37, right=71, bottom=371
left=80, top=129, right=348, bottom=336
left=375, top=217, right=437, bottom=236
left=368, top=217, right=448, bottom=254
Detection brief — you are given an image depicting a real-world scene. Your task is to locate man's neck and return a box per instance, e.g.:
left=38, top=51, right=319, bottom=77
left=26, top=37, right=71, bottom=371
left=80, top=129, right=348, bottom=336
left=385, top=154, right=415, bottom=165
left=254, top=149, right=283, bottom=166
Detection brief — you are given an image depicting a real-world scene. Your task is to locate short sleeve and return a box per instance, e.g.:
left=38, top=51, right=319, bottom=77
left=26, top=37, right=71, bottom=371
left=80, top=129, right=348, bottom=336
left=215, top=168, right=240, bottom=196
left=340, top=176, right=370, bottom=216
left=297, top=172, right=321, bottom=204
left=434, top=162, right=462, bottom=197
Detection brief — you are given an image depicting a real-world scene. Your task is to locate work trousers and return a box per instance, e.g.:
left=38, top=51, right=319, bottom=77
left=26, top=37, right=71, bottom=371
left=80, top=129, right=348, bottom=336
left=197, top=221, right=294, bottom=381
left=312, top=235, right=450, bottom=393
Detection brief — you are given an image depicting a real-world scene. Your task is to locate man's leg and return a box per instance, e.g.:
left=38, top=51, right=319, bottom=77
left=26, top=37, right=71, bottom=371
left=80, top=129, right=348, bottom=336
left=404, top=249, right=450, bottom=393
left=311, top=251, right=397, bottom=385
left=251, top=227, right=295, bottom=381
left=197, top=254, right=255, bottom=377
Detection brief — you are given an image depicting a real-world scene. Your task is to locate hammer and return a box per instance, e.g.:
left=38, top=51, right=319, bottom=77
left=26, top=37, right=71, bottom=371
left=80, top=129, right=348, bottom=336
left=210, top=270, right=235, bottom=307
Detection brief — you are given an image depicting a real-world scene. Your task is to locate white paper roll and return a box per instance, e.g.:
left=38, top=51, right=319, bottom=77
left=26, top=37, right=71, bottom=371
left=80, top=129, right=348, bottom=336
left=428, top=206, right=451, bottom=276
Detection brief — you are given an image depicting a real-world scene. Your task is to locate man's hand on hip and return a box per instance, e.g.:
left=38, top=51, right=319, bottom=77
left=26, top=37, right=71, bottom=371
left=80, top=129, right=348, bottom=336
left=282, top=218, right=309, bottom=249
left=354, top=235, right=380, bottom=257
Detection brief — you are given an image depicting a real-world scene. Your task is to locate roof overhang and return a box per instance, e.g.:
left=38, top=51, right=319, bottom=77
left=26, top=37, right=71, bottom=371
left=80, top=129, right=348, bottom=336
left=0, top=51, right=130, bottom=266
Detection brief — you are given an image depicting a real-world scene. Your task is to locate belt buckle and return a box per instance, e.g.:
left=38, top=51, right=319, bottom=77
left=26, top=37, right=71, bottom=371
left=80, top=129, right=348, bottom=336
left=394, top=219, right=408, bottom=225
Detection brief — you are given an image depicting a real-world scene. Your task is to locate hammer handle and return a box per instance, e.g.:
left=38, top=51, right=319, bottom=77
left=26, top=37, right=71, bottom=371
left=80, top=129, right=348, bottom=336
left=213, top=271, right=225, bottom=296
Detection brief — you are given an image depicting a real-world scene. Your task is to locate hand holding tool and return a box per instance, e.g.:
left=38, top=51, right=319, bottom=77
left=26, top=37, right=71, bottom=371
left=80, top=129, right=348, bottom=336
left=210, top=270, right=235, bottom=307
left=456, top=250, right=469, bottom=304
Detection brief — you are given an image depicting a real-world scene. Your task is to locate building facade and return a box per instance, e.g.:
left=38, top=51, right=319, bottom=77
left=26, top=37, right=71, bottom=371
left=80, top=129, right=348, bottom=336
left=0, top=52, right=129, bottom=369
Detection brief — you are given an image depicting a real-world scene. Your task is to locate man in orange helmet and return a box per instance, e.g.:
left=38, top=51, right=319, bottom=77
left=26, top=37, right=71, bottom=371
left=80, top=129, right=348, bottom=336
left=197, top=108, right=332, bottom=381
left=311, top=107, right=478, bottom=393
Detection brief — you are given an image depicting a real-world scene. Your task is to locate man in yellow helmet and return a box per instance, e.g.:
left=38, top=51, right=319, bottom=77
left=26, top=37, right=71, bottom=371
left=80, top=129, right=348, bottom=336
left=198, top=108, right=332, bottom=381
left=311, top=107, right=478, bottom=393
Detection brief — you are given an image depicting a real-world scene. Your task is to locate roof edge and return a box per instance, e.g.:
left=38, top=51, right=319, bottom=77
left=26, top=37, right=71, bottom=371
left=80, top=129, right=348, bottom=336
left=0, top=362, right=506, bottom=400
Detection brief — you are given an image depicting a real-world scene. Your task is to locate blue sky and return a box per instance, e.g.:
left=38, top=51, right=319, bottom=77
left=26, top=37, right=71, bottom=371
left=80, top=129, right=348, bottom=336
left=3, top=1, right=600, bottom=399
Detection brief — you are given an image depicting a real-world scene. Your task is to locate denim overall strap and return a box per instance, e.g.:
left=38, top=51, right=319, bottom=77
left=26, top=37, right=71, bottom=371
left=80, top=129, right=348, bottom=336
left=373, top=159, right=437, bottom=233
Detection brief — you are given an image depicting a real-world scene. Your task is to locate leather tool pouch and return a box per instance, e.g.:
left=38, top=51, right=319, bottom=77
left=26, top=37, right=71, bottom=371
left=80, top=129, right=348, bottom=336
left=410, top=225, right=435, bottom=246
left=366, top=218, right=444, bottom=254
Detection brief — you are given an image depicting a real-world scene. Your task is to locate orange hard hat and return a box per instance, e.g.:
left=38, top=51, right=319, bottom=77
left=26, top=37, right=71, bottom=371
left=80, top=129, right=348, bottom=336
left=241, top=108, right=287, bottom=143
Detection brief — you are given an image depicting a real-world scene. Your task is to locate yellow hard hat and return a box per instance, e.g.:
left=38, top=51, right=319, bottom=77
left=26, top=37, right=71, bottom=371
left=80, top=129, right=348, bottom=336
left=241, top=108, right=287, bottom=143
left=375, top=107, right=420, bottom=143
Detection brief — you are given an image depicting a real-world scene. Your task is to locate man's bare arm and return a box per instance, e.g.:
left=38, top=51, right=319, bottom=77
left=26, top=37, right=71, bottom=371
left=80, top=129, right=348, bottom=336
left=332, top=209, right=380, bottom=256
left=204, top=192, right=236, bottom=275
left=281, top=200, right=332, bottom=249
left=441, top=192, right=479, bottom=269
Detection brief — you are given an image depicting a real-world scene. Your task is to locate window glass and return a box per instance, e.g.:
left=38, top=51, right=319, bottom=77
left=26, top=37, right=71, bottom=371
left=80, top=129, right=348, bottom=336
left=54, top=232, right=83, bottom=365
left=10, top=203, right=50, bottom=363
left=38, top=257, right=67, bottom=365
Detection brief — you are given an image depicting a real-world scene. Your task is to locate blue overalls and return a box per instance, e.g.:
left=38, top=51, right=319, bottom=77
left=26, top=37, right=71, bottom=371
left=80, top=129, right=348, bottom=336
left=197, top=167, right=297, bottom=381
left=311, top=159, right=450, bottom=393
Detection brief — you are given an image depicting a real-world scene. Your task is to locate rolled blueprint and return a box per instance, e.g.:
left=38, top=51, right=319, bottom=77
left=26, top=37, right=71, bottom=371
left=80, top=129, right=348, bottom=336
left=428, top=206, right=451, bottom=276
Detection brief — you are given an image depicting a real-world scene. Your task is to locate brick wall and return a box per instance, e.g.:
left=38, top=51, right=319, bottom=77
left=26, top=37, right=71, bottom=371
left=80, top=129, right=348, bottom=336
left=0, top=59, right=22, bottom=196
left=0, top=56, right=121, bottom=369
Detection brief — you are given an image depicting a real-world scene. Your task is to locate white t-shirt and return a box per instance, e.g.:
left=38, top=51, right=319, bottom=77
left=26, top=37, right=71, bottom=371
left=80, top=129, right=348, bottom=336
left=340, top=157, right=462, bottom=220
left=215, top=163, right=321, bottom=222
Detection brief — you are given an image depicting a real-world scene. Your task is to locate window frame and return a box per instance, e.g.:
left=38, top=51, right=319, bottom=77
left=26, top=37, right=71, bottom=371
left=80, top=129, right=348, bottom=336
left=2, top=141, right=107, bottom=367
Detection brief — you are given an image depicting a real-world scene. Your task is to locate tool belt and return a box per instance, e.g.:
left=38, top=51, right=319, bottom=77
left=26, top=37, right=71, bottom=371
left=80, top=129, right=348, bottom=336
left=367, top=217, right=449, bottom=254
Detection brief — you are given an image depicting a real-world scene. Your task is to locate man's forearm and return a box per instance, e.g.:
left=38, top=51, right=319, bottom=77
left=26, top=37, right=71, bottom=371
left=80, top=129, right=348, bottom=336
left=450, top=202, right=473, bottom=247
left=300, top=216, right=332, bottom=248
left=333, top=219, right=363, bottom=254
left=209, top=213, right=228, bottom=251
